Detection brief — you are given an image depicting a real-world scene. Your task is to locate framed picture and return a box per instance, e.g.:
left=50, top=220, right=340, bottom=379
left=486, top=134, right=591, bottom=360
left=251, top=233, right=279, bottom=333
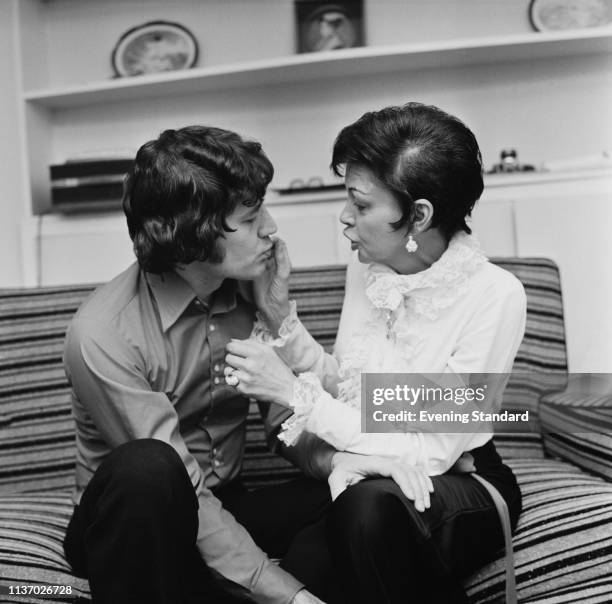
left=295, top=0, right=364, bottom=53
left=111, top=21, right=199, bottom=77
left=529, top=0, right=612, bottom=31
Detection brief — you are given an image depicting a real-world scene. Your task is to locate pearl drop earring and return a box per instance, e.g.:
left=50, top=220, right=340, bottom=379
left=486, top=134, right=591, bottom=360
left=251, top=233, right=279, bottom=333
left=405, top=234, right=418, bottom=253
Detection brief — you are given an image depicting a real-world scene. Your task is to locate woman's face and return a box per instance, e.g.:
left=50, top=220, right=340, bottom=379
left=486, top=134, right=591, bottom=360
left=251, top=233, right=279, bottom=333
left=340, top=164, right=409, bottom=266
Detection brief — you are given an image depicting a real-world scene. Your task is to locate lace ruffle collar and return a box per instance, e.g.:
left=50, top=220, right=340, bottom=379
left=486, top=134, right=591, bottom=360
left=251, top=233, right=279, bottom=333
left=364, top=233, right=487, bottom=320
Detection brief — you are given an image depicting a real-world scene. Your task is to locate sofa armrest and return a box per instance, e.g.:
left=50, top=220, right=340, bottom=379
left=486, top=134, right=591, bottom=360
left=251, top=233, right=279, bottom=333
left=540, top=390, right=612, bottom=481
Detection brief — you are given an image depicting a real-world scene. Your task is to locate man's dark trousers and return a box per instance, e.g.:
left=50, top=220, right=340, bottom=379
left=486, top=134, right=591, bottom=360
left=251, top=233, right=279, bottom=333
left=63, top=439, right=336, bottom=604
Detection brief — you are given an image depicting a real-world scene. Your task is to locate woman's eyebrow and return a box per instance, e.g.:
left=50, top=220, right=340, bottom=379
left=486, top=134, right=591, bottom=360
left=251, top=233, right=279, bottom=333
left=347, top=185, right=367, bottom=195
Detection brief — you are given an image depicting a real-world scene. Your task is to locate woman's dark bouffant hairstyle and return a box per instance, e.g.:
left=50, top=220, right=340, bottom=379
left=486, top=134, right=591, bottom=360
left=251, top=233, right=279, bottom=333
left=122, top=125, right=273, bottom=273
left=331, top=102, right=484, bottom=240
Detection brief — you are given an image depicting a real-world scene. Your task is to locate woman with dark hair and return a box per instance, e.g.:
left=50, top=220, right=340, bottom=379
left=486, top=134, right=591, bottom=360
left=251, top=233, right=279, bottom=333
left=226, top=103, right=526, bottom=603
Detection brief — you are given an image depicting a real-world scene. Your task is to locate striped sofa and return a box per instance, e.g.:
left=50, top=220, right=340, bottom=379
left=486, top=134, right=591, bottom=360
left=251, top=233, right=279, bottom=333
left=1, top=259, right=611, bottom=603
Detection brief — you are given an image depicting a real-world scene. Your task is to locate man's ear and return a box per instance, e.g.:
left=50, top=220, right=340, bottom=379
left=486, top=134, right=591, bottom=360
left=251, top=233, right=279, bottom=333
left=411, top=199, right=434, bottom=233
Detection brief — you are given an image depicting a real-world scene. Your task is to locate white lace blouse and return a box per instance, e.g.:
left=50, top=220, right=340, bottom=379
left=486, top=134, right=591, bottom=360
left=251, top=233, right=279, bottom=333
left=255, top=233, right=527, bottom=475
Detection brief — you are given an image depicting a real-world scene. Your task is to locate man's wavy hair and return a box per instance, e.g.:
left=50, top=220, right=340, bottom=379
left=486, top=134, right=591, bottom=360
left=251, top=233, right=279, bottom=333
left=331, top=102, right=483, bottom=241
left=123, top=125, right=273, bottom=273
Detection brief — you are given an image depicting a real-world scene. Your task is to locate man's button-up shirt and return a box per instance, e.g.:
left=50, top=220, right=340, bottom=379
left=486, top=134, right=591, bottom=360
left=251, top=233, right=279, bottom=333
left=63, top=262, right=302, bottom=604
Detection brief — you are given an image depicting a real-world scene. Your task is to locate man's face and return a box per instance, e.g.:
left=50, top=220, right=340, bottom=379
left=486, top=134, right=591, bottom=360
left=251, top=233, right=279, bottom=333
left=211, top=202, right=277, bottom=280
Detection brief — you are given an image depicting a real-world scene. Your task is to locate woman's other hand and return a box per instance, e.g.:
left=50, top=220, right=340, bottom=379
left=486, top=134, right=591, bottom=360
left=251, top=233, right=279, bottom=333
left=225, top=339, right=296, bottom=406
left=329, top=452, right=434, bottom=511
left=253, top=237, right=291, bottom=335
left=291, top=588, right=326, bottom=604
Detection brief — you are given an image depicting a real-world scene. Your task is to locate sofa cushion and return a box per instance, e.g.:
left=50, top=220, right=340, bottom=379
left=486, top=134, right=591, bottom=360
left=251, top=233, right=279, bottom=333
left=0, top=259, right=567, bottom=496
left=0, top=286, right=94, bottom=495
left=490, top=259, right=568, bottom=460
left=540, top=391, right=612, bottom=482
left=466, top=457, right=612, bottom=603
left=0, top=494, right=90, bottom=602
left=2, top=457, right=611, bottom=604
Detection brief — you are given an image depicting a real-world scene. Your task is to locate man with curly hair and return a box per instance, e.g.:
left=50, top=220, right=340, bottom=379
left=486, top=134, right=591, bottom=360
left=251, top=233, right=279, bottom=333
left=62, top=126, right=335, bottom=604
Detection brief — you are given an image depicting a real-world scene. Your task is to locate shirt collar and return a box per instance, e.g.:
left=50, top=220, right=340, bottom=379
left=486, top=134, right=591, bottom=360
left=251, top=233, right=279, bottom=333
left=146, top=271, right=240, bottom=332
left=364, top=233, right=487, bottom=317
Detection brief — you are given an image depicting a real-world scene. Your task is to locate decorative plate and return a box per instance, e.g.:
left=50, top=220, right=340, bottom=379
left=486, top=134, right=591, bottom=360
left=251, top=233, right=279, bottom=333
left=529, top=0, right=612, bottom=31
left=111, top=21, right=198, bottom=77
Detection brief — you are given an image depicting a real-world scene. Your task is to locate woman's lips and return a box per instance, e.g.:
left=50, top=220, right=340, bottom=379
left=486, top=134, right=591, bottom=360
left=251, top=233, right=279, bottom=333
left=343, top=230, right=358, bottom=249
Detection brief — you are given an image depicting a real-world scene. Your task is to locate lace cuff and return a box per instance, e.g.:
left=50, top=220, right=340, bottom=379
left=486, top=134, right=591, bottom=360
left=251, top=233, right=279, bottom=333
left=278, top=372, right=325, bottom=446
left=250, top=300, right=299, bottom=345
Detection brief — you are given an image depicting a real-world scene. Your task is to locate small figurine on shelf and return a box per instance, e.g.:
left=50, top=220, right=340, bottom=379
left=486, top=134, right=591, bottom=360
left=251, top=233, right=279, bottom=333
left=488, top=149, right=536, bottom=174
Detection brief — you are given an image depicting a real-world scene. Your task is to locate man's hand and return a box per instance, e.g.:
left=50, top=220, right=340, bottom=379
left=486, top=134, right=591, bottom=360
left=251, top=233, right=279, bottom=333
left=225, top=339, right=296, bottom=406
left=292, top=588, right=326, bottom=604
left=329, top=452, right=434, bottom=511
left=253, top=237, right=292, bottom=335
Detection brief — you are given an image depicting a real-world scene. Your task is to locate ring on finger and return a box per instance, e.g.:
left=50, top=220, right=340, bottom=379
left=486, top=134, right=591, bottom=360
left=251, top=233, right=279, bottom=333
left=226, top=373, right=240, bottom=387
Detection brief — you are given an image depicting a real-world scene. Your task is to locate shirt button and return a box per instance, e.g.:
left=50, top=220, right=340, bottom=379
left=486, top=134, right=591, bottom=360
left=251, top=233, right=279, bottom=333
left=214, top=364, right=220, bottom=372
left=214, top=377, right=220, bottom=385
left=212, top=448, right=218, bottom=456
left=209, top=324, right=216, bottom=332
left=214, top=459, right=221, bottom=467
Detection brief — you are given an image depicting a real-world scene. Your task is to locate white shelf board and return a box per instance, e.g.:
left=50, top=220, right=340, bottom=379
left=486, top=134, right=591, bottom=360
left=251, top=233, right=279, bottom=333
left=29, top=168, right=612, bottom=230
left=23, top=29, right=612, bottom=110
left=484, top=166, right=612, bottom=188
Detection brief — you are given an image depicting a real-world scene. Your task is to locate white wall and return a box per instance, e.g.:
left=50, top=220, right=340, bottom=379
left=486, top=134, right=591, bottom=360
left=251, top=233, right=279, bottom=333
left=39, top=0, right=535, bottom=87
left=369, top=0, right=534, bottom=43
left=0, top=1, right=26, bottom=286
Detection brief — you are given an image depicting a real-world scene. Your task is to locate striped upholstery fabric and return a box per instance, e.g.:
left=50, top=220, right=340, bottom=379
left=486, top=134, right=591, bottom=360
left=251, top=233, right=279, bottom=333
left=490, top=259, right=568, bottom=461
left=467, top=457, right=612, bottom=603
left=2, top=461, right=611, bottom=604
left=0, top=286, right=94, bottom=495
left=540, top=392, right=612, bottom=482
left=0, top=494, right=90, bottom=603
left=1, top=259, right=610, bottom=604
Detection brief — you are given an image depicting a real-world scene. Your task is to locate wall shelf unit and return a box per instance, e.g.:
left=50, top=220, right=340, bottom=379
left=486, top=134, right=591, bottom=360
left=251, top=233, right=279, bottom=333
left=23, top=29, right=612, bottom=110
